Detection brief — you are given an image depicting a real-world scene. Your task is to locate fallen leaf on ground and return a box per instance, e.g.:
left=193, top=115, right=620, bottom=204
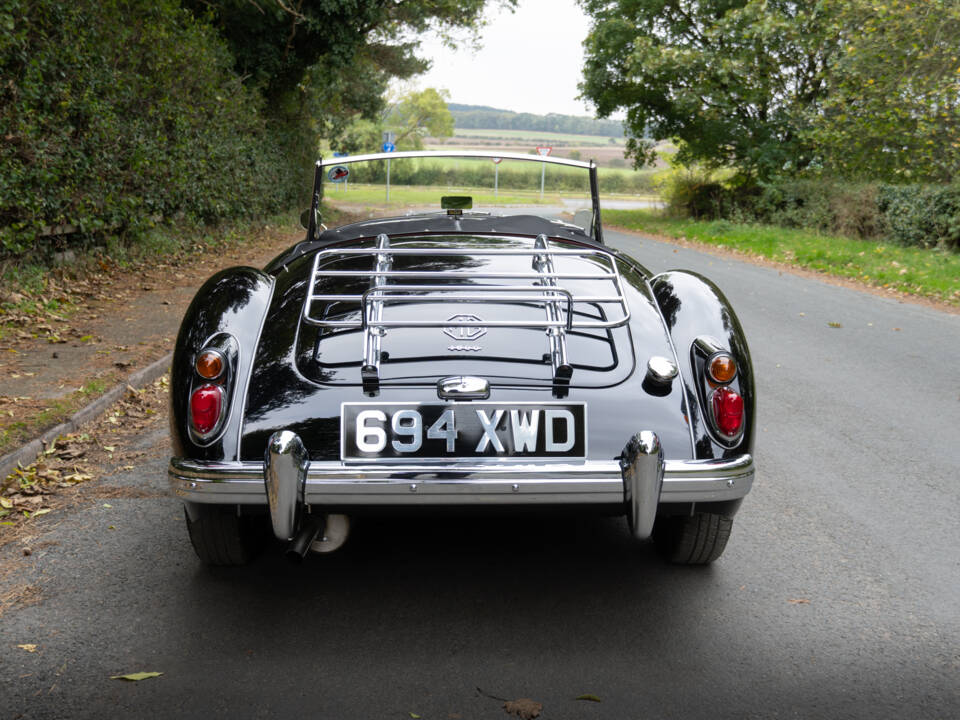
left=575, top=694, right=602, bottom=702
left=503, top=698, right=542, bottom=719
left=788, top=598, right=810, bottom=605
left=111, top=671, right=163, bottom=681
left=17, top=644, right=38, bottom=652
left=827, top=322, right=842, bottom=328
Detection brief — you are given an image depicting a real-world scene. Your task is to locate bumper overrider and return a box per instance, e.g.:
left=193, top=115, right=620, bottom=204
left=169, top=431, right=753, bottom=542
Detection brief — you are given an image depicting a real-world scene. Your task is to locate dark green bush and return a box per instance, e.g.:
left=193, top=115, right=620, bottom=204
left=0, top=0, right=298, bottom=258
left=669, top=175, right=959, bottom=250
left=877, top=185, right=960, bottom=251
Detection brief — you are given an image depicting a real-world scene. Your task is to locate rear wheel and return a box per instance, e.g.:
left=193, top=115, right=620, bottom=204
left=653, top=512, right=733, bottom=565
left=184, top=504, right=266, bottom=566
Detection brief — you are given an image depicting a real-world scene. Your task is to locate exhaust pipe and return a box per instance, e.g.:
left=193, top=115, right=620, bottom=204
left=286, top=515, right=324, bottom=563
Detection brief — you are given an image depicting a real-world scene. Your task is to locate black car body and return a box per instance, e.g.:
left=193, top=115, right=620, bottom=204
left=168, top=151, right=755, bottom=565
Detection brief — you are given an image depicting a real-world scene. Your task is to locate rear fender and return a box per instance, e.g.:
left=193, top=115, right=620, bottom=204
left=170, top=267, right=274, bottom=461
left=650, top=271, right=755, bottom=459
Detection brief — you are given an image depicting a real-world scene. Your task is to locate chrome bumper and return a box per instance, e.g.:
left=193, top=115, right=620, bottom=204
left=169, top=431, right=754, bottom=540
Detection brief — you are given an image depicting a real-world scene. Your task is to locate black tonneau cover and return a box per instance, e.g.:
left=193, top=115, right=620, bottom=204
left=265, top=213, right=598, bottom=274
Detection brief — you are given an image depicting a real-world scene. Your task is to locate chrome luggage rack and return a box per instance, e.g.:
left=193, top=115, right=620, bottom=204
left=301, top=233, right=631, bottom=390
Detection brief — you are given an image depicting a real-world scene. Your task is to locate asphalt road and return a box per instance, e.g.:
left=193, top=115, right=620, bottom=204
left=2, top=226, right=959, bottom=719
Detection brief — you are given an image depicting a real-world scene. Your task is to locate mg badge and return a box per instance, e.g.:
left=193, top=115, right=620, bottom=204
left=443, top=314, right=487, bottom=342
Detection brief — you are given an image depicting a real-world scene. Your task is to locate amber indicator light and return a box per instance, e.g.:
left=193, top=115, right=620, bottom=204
left=196, top=350, right=224, bottom=380
left=708, top=354, right=737, bottom=384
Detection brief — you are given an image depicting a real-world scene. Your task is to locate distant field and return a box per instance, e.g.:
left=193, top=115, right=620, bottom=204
left=325, top=184, right=560, bottom=208
left=340, top=157, right=657, bottom=196
left=364, top=155, right=646, bottom=180
left=324, top=184, right=653, bottom=209
left=450, top=128, right=624, bottom=146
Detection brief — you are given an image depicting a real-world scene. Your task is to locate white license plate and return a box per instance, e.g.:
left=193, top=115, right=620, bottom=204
left=341, top=402, right=586, bottom=462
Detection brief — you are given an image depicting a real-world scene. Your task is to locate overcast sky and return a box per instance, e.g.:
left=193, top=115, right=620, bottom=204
left=409, top=0, right=597, bottom=117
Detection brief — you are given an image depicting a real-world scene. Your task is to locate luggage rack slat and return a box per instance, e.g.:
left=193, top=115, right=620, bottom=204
left=301, top=234, right=632, bottom=391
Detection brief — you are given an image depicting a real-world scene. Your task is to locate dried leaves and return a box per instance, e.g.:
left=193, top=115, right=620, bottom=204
left=1, top=376, right=167, bottom=539
left=111, top=671, right=163, bottom=682
left=503, top=699, right=542, bottom=719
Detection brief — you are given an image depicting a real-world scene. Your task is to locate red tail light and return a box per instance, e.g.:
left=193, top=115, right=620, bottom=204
left=190, top=384, right=223, bottom=436
left=712, top=387, right=744, bottom=437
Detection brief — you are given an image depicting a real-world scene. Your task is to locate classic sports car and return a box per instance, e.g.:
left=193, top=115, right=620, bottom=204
left=168, top=151, right=755, bottom=566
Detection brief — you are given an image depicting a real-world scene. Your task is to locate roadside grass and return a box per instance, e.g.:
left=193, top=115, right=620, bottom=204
left=325, top=183, right=656, bottom=209
left=0, top=205, right=348, bottom=333
left=0, top=379, right=108, bottom=456
left=325, top=183, right=554, bottom=207
left=605, top=209, right=960, bottom=305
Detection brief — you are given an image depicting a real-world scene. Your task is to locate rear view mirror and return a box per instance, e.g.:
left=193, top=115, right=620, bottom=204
left=441, top=196, right=473, bottom=210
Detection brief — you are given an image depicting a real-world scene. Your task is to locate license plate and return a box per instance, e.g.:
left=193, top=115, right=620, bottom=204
left=341, top=402, right=586, bottom=462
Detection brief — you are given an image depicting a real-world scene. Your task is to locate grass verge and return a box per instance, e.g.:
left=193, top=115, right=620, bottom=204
left=0, top=379, right=109, bottom=457
left=325, top=183, right=656, bottom=209
left=605, top=209, right=960, bottom=306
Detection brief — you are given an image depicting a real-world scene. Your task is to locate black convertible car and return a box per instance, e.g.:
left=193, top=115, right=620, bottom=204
left=168, top=151, right=755, bottom=565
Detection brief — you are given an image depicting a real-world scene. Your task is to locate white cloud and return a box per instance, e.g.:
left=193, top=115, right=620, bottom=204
left=408, top=0, right=596, bottom=117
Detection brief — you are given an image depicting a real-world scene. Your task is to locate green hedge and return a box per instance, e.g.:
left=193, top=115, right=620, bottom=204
left=0, top=0, right=298, bottom=258
left=664, top=176, right=960, bottom=251
left=345, top=161, right=655, bottom=195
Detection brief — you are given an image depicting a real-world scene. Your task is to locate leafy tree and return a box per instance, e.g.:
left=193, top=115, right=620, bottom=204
left=811, top=0, right=960, bottom=182
left=579, top=0, right=839, bottom=180
left=387, top=88, right=454, bottom=149
left=187, top=1, right=514, bottom=136
left=333, top=87, right=453, bottom=153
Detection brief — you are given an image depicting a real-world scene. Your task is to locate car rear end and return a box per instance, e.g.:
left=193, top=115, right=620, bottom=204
left=169, top=226, right=754, bottom=562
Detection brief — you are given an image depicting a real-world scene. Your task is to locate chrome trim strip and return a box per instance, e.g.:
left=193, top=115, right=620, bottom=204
left=169, top=454, right=753, bottom=506
left=234, top=277, right=275, bottom=458
left=318, top=150, right=593, bottom=169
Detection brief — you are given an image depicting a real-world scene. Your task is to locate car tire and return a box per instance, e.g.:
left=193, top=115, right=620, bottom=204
left=184, top=504, right=264, bottom=566
left=652, top=512, right=733, bottom=565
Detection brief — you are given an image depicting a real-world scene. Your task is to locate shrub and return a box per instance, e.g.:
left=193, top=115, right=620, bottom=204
left=671, top=175, right=959, bottom=250
left=658, top=167, right=728, bottom=218
left=0, top=0, right=298, bottom=259
left=877, top=185, right=960, bottom=250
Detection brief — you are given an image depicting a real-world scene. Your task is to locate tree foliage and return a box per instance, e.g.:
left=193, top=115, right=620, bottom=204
left=0, top=0, right=293, bottom=255
left=580, top=0, right=838, bottom=179
left=187, top=1, right=514, bottom=141
left=0, top=0, right=512, bottom=257
left=579, top=0, right=960, bottom=184
left=811, top=0, right=960, bottom=182
left=387, top=88, right=455, bottom=148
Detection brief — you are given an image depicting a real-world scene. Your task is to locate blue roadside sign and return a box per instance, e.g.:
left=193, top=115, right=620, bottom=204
left=382, top=142, right=396, bottom=153
left=333, top=151, right=348, bottom=157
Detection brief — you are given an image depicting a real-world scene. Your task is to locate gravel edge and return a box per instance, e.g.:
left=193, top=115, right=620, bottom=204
left=0, top=352, right=172, bottom=481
